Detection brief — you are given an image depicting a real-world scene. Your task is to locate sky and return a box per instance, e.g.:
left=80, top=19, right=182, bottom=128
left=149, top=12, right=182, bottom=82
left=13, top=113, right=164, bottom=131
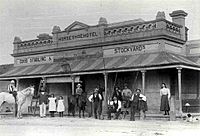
left=0, top=0, right=200, bottom=65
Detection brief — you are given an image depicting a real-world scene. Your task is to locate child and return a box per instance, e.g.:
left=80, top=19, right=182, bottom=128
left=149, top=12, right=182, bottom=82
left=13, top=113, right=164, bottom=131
left=57, top=96, right=65, bottom=117
left=48, top=94, right=57, bottom=117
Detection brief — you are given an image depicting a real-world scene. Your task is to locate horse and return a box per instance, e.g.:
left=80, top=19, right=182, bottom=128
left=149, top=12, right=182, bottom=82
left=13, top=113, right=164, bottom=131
left=77, top=92, right=87, bottom=118
left=68, top=96, right=76, bottom=117
left=0, top=86, right=35, bottom=119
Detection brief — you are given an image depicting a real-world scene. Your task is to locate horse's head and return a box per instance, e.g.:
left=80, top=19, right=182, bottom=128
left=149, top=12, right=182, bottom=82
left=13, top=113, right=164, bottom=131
left=29, top=85, right=35, bottom=96
left=20, top=85, right=35, bottom=96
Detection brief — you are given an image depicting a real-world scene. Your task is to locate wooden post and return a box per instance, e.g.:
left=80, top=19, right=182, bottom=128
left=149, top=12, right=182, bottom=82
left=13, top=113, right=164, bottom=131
left=197, top=71, right=200, bottom=99
left=170, top=96, right=176, bottom=121
left=103, top=72, right=108, bottom=116
left=141, top=70, right=146, bottom=95
left=71, top=76, right=75, bottom=95
left=177, top=67, right=182, bottom=115
left=15, top=78, right=19, bottom=117
left=16, top=78, right=19, bottom=91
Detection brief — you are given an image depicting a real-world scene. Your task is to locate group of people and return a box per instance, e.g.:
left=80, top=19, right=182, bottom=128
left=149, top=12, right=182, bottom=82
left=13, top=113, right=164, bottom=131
left=7, top=80, right=171, bottom=120
left=89, top=83, right=171, bottom=121
left=38, top=91, right=65, bottom=118
left=107, top=84, right=148, bottom=121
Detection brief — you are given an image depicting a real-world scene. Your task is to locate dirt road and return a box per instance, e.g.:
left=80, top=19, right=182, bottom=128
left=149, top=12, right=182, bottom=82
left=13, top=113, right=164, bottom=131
left=0, top=116, right=199, bottom=136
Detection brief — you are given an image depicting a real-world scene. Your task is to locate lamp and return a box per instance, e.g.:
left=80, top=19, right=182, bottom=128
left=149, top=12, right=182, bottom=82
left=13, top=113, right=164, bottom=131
left=60, top=62, right=71, bottom=72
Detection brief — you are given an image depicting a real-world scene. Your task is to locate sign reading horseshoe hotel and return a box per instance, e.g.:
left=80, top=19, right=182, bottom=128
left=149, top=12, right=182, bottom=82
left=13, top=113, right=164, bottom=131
left=58, top=32, right=98, bottom=42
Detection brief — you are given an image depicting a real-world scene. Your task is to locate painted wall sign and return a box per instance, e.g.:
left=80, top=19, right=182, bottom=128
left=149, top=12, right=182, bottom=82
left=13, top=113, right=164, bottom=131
left=15, top=55, right=54, bottom=66
left=103, top=43, right=159, bottom=57
left=58, top=32, right=98, bottom=42
left=114, top=45, right=145, bottom=54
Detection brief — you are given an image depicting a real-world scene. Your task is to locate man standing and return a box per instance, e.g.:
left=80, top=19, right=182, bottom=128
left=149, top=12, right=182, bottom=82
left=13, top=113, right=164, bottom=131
left=88, top=88, right=102, bottom=119
left=8, top=80, right=17, bottom=102
left=122, top=83, right=132, bottom=108
left=38, top=89, right=49, bottom=118
left=98, top=85, right=104, bottom=118
left=130, top=89, right=147, bottom=121
left=112, top=86, right=123, bottom=101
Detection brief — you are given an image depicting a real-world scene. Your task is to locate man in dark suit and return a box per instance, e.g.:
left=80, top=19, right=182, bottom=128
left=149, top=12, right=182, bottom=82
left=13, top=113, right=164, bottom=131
left=130, top=89, right=147, bottom=121
left=88, top=88, right=102, bottom=119
left=107, top=96, right=122, bottom=120
left=38, top=88, right=49, bottom=118
left=98, top=85, right=104, bottom=119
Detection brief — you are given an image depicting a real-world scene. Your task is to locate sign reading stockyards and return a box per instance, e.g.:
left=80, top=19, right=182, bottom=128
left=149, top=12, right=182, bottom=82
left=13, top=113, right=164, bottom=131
left=114, top=45, right=145, bottom=54
left=104, top=45, right=145, bottom=57
left=103, top=43, right=159, bottom=57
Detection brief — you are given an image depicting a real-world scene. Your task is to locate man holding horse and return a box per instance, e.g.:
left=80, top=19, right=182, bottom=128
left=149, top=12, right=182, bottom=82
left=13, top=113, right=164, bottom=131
left=0, top=84, right=35, bottom=118
left=8, top=80, right=17, bottom=102
left=76, top=83, right=83, bottom=105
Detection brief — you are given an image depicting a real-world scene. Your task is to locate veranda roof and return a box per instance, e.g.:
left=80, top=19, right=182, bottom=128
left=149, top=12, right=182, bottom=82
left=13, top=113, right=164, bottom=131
left=0, top=52, right=200, bottom=79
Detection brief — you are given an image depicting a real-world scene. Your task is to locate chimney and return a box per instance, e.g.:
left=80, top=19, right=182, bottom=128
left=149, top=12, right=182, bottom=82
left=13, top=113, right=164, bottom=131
left=169, top=10, right=188, bottom=41
left=98, top=17, right=108, bottom=26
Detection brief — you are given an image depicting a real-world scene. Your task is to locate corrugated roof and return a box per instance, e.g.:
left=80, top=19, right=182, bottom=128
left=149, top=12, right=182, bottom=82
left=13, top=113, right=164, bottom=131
left=0, top=52, right=200, bottom=78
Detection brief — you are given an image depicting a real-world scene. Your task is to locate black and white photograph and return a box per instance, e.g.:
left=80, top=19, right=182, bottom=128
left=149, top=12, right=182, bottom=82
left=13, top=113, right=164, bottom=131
left=0, top=0, right=200, bottom=136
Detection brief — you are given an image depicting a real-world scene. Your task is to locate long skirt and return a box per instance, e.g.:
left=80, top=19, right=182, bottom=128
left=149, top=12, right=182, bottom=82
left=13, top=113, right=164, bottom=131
left=160, top=95, right=170, bottom=111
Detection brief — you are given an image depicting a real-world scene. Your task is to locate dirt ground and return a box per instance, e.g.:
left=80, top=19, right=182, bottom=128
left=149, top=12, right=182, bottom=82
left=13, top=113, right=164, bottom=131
left=0, top=116, right=200, bottom=136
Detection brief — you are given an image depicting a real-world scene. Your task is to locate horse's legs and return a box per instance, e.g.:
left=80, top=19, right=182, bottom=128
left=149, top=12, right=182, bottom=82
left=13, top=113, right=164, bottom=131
left=82, top=109, right=85, bottom=118
left=79, top=108, right=81, bottom=118
left=17, top=103, right=23, bottom=119
left=17, top=103, right=20, bottom=118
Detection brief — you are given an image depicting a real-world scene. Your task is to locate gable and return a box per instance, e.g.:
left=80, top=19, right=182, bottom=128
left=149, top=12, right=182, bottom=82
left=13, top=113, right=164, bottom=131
left=64, top=21, right=89, bottom=32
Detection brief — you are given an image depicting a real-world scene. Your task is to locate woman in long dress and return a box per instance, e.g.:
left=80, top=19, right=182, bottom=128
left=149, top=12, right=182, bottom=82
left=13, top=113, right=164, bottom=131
left=48, top=94, right=57, bottom=117
left=160, top=83, right=170, bottom=115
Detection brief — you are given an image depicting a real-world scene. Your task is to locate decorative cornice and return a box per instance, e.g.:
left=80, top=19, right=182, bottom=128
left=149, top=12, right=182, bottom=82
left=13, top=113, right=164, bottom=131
left=11, top=34, right=185, bottom=57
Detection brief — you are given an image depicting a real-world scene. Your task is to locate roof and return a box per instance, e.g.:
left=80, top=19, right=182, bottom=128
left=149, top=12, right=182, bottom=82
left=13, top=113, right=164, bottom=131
left=0, top=64, right=14, bottom=75
left=104, top=52, right=199, bottom=70
left=0, top=52, right=200, bottom=79
left=186, top=39, right=200, bottom=47
left=107, top=19, right=145, bottom=28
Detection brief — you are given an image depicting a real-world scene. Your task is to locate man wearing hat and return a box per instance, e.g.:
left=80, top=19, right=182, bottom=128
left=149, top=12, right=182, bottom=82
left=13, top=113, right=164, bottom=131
left=122, top=83, right=132, bottom=108
left=75, top=83, right=83, bottom=106
left=88, top=88, right=102, bottom=119
left=130, top=89, right=147, bottom=121
left=107, top=96, right=122, bottom=120
left=8, top=80, right=17, bottom=102
left=97, top=85, right=105, bottom=118
left=37, top=88, right=49, bottom=118
left=76, top=83, right=83, bottom=96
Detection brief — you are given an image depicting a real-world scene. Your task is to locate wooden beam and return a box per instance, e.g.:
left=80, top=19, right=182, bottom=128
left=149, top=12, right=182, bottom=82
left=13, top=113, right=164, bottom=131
left=177, top=67, right=182, bottom=115
left=103, top=72, right=108, bottom=116
left=141, top=70, right=146, bottom=95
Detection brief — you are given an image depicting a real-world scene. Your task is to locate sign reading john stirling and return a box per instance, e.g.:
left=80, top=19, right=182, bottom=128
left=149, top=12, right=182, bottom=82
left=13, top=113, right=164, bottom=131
left=15, top=55, right=54, bottom=66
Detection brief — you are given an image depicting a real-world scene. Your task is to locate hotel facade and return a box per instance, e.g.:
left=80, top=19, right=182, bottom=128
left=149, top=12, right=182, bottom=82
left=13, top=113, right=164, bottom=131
left=0, top=10, right=200, bottom=116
